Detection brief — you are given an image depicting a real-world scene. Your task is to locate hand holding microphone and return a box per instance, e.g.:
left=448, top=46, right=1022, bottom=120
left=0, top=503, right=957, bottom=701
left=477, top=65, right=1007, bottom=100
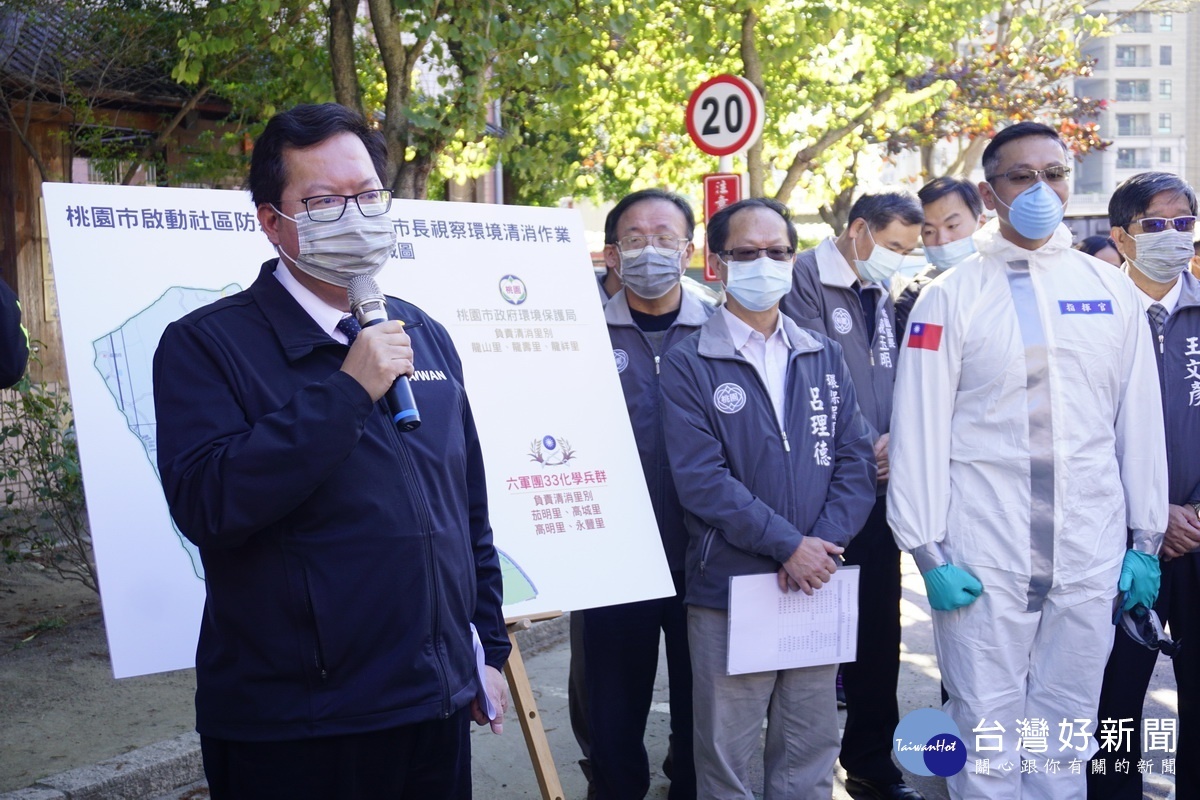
left=343, top=276, right=422, bottom=432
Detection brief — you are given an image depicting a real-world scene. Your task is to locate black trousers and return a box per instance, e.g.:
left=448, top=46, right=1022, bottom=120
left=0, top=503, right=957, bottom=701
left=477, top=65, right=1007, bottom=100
left=200, top=706, right=471, bottom=800
left=839, top=497, right=904, bottom=784
left=581, top=569, right=696, bottom=800
left=1088, top=552, right=1200, bottom=799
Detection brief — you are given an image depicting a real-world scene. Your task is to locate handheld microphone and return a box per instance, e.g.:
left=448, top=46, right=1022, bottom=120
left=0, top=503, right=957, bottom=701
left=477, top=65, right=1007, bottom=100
left=347, top=275, right=421, bottom=432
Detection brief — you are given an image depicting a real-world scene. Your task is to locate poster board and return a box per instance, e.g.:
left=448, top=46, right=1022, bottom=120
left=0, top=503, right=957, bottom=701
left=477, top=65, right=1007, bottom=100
left=42, top=183, right=674, bottom=678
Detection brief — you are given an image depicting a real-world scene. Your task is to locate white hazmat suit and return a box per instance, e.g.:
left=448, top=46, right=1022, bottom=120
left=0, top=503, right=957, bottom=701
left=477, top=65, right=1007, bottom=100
left=888, top=220, right=1167, bottom=799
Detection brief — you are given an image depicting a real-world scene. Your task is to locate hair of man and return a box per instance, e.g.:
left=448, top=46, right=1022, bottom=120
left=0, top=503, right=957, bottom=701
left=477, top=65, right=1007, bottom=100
left=604, top=188, right=696, bottom=244
left=846, top=192, right=923, bottom=232
left=706, top=197, right=798, bottom=254
left=918, top=177, right=983, bottom=219
left=1108, top=171, right=1198, bottom=232
left=249, top=103, right=389, bottom=207
left=981, top=121, right=1068, bottom=180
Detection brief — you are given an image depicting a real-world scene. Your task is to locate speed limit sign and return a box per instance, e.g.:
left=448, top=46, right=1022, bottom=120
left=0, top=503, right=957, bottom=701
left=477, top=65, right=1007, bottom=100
left=686, top=75, right=764, bottom=157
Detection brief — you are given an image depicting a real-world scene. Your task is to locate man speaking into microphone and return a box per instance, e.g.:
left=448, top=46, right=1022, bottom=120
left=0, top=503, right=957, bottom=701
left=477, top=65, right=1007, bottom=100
left=153, top=103, right=509, bottom=800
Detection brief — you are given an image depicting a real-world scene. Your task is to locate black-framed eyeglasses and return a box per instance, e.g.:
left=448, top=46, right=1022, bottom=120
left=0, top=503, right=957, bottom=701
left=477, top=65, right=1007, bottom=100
left=1130, top=215, right=1197, bottom=234
left=616, top=234, right=690, bottom=255
left=296, top=190, right=393, bottom=222
left=985, top=166, right=1071, bottom=186
left=718, top=246, right=795, bottom=262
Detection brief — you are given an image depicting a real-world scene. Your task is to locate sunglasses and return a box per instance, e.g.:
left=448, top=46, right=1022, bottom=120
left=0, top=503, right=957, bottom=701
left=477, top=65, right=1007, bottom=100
left=1131, top=216, right=1197, bottom=234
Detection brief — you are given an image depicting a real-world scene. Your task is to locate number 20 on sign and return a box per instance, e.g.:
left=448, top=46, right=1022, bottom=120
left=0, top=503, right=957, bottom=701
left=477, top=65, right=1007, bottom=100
left=685, top=74, right=765, bottom=157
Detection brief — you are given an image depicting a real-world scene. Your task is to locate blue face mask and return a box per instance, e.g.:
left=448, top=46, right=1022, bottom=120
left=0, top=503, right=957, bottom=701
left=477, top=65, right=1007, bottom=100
left=924, top=236, right=977, bottom=271
left=989, top=181, right=1064, bottom=240
left=723, top=256, right=793, bottom=312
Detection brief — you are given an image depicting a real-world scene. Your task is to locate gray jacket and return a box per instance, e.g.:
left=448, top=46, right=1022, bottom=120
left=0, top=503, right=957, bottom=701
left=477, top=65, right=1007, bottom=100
left=605, top=288, right=716, bottom=569
left=780, top=246, right=898, bottom=439
left=661, top=311, right=877, bottom=609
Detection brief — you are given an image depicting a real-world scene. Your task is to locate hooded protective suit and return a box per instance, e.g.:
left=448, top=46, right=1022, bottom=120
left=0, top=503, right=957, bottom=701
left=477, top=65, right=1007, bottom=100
left=888, top=220, right=1167, bottom=799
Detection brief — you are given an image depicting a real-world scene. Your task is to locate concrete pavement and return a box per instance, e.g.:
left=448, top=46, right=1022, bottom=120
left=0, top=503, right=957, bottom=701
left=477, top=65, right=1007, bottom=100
left=3, top=558, right=1180, bottom=799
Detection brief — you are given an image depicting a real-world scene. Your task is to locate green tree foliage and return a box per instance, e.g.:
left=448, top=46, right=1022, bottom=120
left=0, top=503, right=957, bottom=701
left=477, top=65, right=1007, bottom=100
left=333, top=0, right=598, bottom=201
left=1, top=0, right=330, bottom=186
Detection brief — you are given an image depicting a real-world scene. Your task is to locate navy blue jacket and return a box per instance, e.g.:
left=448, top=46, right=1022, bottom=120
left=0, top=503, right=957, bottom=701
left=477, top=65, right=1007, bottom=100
left=153, top=261, right=508, bottom=741
left=781, top=246, right=898, bottom=440
left=605, top=287, right=715, bottom=570
left=0, top=276, right=28, bottom=388
left=1155, top=273, right=1200, bottom=509
left=661, top=310, right=877, bottom=609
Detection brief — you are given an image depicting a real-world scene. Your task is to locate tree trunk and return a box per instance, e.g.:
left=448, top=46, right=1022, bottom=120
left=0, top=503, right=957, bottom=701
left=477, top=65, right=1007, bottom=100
left=328, top=0, right=363, bottom=116
left=740, top=8, right=766, bottom=197
left=774, top=86, right=894, bottom=205
left=121, top=84, right=211, bottom=184
left=366, top=0, right=431, bottom=197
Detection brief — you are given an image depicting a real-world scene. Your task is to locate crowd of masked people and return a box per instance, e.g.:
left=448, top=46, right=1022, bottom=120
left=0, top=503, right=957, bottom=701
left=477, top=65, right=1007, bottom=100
left=149, top=104, right=1194, bottom=800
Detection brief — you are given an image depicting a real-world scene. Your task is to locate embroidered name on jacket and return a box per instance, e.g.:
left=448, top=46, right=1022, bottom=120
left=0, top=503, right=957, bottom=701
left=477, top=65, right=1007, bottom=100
left=409, top=369, right=448, bottom=381
left=1058, top=300, right=1112, bottom=314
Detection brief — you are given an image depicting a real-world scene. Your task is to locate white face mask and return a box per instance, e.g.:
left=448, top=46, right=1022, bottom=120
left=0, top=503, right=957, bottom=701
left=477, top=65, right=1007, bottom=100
left=723, top=255, right=793, bottom=312
left=619, top=246, right=684, bottom=300
left=1128, top=229, right=1194, bottom=283
left=272, top=204, right=397, bottom=288
left=854, top=227, right=910, bottom=283
left=924, top=236, right=977, bottom=271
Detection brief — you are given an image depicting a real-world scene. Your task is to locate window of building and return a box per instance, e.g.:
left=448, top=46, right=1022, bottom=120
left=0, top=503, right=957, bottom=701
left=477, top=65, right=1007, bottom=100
left=1117, top=114, right=1150, bottom=135
left=1161, top=12, right=1172, bottom=30
left=1117, top=148, right=1151, bottom=169
left=1160, top=46, right=1172, bottom=66
left=1116, top=79, right=1151, bottom=102
left=1159, top=113, right=1172, bottom=133
left=1160, top=148, right=1172, bottom=164
left=1160, top=79, right=1173, bottom=99
left=1123, top=11, right=1152, bottom=32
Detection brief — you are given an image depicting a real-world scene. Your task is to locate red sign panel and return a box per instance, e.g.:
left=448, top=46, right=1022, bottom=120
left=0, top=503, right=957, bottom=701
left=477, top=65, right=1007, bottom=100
left=703, top=173, right=743, bottom=282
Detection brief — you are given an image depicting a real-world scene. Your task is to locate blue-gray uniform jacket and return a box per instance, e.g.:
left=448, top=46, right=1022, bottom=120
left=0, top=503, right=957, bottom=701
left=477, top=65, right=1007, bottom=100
left=660, top=310, right=877, bottom=610
left=780, top=246, right=897, bottom=439
left=605, top=287, right=716, bottom=570
left=153, top=261, right=508, bottom=741
left=1155, top=272, right=1200, bottom=511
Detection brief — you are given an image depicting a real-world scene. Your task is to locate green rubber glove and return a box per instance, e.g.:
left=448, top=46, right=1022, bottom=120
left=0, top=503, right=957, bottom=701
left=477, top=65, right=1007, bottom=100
left=923, top=564, right=984, bottom=611
left=1118, top=550, right=1161, bottom=611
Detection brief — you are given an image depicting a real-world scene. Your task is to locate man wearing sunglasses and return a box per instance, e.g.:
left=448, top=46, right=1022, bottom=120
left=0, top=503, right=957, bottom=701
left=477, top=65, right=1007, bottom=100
left=889, top=122, right=1167, bottom=799
left=153, top=104, right=509, bottom=799
left=662, top=197, right=877, bottom=798
left=781, top=193, right=926, bottom=800
left=1089, top=172, right=1200, bottom=800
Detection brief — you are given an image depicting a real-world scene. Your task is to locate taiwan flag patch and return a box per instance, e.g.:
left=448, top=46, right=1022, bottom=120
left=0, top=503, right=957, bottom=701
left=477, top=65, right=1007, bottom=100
left=908, top=322, right=943, bottom=351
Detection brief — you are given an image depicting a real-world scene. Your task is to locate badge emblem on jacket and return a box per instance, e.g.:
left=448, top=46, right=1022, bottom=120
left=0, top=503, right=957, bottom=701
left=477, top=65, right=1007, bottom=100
left=832, top=307, right=853, bottom=334
left=713, top=382, right=747, bottom=414
left=613, top=349, right=629, bottom=373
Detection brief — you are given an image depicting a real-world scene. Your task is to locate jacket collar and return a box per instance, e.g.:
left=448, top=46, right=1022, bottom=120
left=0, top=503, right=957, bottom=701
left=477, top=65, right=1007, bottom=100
left=975, top=217, right=1073, bottom=258
left=815, top=236, right=859, bottom=289
left=1177, top=271, right=1200, bottom=311
left=697, top=306, right=824, bottom=359
left=604, top=286, right=711, bottom=328
left=249, top=259, right=345, bottom=362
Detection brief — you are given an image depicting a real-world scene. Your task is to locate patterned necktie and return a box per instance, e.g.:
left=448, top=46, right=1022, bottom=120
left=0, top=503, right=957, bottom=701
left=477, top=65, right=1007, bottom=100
left=1147, top=303, right=1167, bottom=354
left=336, top=315, right=361, bottom=344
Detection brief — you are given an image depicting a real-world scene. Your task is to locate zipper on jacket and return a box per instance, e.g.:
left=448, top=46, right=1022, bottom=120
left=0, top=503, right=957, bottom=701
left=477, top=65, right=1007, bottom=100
left=301, top=568, right=329, bottom=682
left=386, top=420, right=452, bottom=718
left=780, top=430, right=791, bottom=452
left=698, top=526, right=717, bottom=576
left=655, top=354, right=661, bottom=375
left=1158, top=332, right=1164, bottom=354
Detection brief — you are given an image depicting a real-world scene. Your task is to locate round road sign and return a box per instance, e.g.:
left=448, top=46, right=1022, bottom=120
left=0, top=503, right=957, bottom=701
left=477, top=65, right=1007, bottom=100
left=685, top=74, right=764, bottom=157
